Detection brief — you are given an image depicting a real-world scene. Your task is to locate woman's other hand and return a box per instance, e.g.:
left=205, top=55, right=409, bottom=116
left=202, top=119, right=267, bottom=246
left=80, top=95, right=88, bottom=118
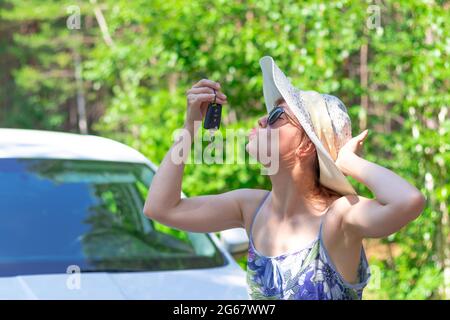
left=335, top=129, right=369, bottom=175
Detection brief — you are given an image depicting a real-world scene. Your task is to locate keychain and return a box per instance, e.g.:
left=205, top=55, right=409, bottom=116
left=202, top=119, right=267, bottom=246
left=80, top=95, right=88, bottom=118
left=203, top=88, right=222, bottom=142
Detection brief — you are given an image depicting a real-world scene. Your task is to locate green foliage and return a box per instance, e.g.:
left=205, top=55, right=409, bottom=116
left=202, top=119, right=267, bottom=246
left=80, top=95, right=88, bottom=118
left=1, top=0, right=449, bottom=299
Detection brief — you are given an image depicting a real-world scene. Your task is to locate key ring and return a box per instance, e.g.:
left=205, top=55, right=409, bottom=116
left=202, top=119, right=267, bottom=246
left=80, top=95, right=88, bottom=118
left=213, top=88, right=217, bottom=104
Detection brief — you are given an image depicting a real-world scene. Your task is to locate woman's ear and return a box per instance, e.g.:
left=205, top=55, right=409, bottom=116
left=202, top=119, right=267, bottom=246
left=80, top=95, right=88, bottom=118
left=295, top=140, right=315, bottom=159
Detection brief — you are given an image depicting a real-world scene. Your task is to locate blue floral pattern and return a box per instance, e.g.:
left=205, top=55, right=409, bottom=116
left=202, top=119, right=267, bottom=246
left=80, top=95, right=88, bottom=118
left=246, top=191, right=371, bottom=300
left=247, top=236, right=371, bottom=300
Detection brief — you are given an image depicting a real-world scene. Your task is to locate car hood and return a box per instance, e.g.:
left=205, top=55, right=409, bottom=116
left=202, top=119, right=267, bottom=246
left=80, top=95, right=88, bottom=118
left=0, top=265, right=250, bottom=300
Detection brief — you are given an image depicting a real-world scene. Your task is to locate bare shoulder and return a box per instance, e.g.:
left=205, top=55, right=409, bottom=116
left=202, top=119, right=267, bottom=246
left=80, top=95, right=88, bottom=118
left=327, top=194, right=374, bottom=222
left=231, top=188, right=270, bottom=230
left=329, top=194, right=363, bottom=214
left=322, top=194, right=368, bottom=240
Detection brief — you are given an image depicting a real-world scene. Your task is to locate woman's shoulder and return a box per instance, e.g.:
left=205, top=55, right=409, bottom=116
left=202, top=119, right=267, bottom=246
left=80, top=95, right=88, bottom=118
left=324, top=194, right=364, bottom=222
left=232, top=188, right=270, bottom=230
left=321, top=194, right=366, bottom=254
left=319, top=194, right=360, bottom=238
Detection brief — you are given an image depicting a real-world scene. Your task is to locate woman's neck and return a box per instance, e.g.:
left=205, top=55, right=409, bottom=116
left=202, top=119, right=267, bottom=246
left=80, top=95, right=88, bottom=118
left=268, top=163, right=332, bottom=220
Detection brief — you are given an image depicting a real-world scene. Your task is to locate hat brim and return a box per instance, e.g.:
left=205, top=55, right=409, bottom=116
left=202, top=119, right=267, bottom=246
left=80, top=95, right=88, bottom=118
left=260, top=56, right=357, bottom=196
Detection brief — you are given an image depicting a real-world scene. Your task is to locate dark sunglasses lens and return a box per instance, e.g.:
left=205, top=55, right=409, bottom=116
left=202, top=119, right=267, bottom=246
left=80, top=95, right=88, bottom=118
left=268, top=107, right=283, bottom=125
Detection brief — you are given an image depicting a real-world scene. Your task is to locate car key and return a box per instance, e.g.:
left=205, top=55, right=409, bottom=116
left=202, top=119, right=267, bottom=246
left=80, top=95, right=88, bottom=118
left=203, top=88, right=222, bottom=141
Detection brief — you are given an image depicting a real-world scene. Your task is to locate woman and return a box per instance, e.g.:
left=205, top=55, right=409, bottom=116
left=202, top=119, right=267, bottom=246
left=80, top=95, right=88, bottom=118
left=143, top=56, right=426, bottom=300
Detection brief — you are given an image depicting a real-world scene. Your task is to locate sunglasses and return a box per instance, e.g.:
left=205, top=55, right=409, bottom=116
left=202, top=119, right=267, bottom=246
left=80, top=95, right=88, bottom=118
left=267, top=106, right=299, bottom=127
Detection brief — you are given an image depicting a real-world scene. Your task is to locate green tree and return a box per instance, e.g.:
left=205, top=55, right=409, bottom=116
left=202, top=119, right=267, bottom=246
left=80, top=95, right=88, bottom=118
left=1, top=0, right=448, bottom=299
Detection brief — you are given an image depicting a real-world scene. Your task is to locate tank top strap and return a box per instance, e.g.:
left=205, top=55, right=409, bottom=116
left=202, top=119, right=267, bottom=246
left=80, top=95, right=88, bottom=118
left=319, top=215, right=325, bottom=239
left=318, top=206, right=330, bottom=241
left=249, top=190, right=271, bottom=243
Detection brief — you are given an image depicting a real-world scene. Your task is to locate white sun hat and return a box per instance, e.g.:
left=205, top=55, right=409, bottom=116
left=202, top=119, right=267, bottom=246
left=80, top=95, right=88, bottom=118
left=260, top=55, right=357, bottom=196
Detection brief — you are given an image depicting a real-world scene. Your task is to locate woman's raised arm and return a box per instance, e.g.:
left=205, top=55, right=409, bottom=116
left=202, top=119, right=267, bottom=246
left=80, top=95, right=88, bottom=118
left=334, top=130, right=426, bottom=239
left=142, top=79, right=249, bottom=233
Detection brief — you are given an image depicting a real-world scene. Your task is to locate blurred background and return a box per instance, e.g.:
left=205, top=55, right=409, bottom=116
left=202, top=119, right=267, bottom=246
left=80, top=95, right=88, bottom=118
left=0, top=0, right=449, bottom=299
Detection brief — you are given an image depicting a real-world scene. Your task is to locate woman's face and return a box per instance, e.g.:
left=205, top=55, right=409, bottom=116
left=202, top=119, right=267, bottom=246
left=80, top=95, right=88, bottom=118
left=246, top=98, right=308, bottom=166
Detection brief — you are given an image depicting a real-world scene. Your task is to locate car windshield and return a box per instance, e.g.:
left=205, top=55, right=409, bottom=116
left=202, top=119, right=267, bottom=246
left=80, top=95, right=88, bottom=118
left=0, top=158, right=225, bottom=277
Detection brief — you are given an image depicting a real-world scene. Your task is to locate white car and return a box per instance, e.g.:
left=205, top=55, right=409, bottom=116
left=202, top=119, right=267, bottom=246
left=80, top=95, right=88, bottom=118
left=0, top=128, right=250, bottom=300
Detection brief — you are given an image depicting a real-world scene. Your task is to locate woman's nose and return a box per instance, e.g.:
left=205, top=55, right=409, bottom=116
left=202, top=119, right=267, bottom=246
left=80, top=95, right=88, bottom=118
left=258, top=115, right=268, bottom=128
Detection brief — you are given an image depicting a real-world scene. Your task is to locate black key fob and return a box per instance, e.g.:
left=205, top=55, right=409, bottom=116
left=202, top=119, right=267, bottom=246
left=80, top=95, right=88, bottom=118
left=203, top=91, right=222, bottom=130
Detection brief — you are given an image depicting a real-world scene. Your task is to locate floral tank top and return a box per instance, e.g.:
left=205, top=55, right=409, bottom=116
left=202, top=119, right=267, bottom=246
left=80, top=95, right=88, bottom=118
left=246, top=191, right=371, bottom=300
